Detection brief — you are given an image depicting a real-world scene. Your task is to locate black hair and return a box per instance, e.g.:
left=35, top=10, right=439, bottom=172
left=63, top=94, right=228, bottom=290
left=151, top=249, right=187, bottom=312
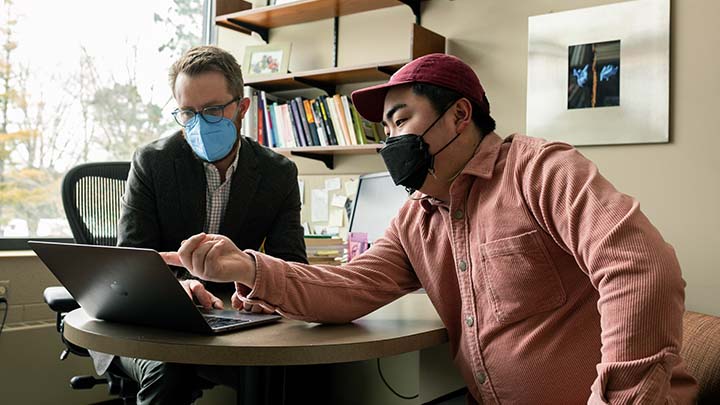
left=411, top=83, right=496, bottom=135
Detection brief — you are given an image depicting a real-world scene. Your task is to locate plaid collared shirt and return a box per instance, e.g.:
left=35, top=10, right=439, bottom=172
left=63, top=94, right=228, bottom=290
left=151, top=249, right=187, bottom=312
left=203, top=143, right=241, bottom=234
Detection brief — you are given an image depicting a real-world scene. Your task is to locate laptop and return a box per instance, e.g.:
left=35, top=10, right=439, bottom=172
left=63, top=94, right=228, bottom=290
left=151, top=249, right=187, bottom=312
left=29, top=241, right=281, bottom=334
left=348, top=172, right=411, bottom=243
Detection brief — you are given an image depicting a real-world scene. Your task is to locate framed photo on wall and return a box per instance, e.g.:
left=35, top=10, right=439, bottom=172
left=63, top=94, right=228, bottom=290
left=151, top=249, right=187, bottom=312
left=242, top=43, right=292, bottom=79
left=526, top=0, right=670, bottom=146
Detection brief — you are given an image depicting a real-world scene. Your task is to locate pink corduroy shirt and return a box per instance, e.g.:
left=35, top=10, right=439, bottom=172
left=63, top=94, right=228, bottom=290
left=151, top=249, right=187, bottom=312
left=240, top=133, right=698, bottom=404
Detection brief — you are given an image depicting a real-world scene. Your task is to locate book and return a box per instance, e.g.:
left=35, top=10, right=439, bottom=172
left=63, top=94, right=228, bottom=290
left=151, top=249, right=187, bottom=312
left=279, top=104, right=296, bottom=147
left=260, top=91, right=275, bottom=147
left=302, top=99, right=321, bottom=146
left=304, top=237, right=344, bottom=265
left=359, top=115, right=381, bottom=143
left=294, top=97, right=314, bottom=146
left=317, top=96, right=338, bottom=146
left=339, top=95, right=358, bottom=145
left=257, top=95, right=267, bottom=145
left=349, top=101, right=367, bottom=144
left=331, top=94, right=353, bottom=145
left=324, top=96, right=346, bottom=146
left=287, top=100, right=304, bottom=147
left=268, top=102, right=281, bottom=147
left=347, top=232, right=369, bottom=262
left=309, top=99, right=329, bottom=146
left=289, top=98, right=308, bottom=147
left=242, top=89, right=258, bottom=141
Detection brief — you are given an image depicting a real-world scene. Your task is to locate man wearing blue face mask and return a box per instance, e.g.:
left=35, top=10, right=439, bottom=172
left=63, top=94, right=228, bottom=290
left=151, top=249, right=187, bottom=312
left=86, top=45, right=307, bottom=405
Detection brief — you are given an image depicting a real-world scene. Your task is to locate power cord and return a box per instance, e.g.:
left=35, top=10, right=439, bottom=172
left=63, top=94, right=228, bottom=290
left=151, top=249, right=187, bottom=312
left=376, top=358, right=419, bottom=400
left=0, top=298, right=8, bottom=335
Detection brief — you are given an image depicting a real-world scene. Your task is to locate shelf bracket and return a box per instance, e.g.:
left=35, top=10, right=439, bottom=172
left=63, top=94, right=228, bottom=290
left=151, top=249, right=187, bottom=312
left=290, top=151, right=335, bottom=169
left=333, top=17, right=339, bottom=68
left=377, top=66, right=397, bottom=76
left=398, top=0, right=422, bottom=25
left=294, top=78, right=336, bottom=95
left=227, top=18, right=270, bottom=42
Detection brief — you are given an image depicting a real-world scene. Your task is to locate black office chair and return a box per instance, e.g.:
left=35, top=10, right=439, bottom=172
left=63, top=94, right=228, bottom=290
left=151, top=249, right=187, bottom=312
left=42, top=161, right=138, bottom=403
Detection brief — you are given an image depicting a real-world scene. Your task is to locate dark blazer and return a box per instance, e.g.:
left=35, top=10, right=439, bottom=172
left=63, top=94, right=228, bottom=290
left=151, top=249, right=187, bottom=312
left=92, top=132, right=308, bottom=374
left=117, top=131, right=307, bottom=264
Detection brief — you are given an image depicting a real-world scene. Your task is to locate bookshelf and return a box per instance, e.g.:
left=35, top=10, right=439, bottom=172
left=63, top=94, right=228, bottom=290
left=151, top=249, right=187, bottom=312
left=216, top=0, right=426, bottom=42
left=216, top=0, right=444, bottom=168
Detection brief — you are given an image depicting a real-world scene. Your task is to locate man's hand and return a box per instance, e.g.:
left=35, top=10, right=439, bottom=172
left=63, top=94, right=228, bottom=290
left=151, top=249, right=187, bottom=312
left=160, top=233, right=257, bottom=287
left=231, top=291, right=275, bottom=314
left=179, top=279, right=223, bottom=309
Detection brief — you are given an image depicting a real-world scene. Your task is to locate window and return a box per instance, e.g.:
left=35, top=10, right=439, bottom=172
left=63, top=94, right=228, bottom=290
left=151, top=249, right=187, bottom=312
left=0, top=0, right=209, bottom=249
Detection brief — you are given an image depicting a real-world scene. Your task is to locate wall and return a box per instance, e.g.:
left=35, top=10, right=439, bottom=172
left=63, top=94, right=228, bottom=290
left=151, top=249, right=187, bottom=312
left=221, top=0, right=720, bottom=315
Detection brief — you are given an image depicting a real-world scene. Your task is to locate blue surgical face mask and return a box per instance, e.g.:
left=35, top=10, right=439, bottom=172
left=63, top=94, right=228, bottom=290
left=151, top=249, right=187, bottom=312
left=185, top=114, right=239, bottom=162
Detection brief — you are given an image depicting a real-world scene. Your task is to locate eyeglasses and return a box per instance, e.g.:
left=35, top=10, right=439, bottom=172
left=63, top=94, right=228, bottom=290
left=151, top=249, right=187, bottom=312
left=171, top=97, right=241, bottom=127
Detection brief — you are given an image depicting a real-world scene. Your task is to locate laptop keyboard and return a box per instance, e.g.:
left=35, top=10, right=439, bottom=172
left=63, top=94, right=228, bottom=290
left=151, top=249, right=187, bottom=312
left=204, top=316, right=250, bottom=329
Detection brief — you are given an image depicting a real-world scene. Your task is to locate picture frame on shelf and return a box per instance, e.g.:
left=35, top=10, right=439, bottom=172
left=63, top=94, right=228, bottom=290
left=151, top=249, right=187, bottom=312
left=526, top=0, right=670, bottom=146
left=242, top=43, right=292, bottom=79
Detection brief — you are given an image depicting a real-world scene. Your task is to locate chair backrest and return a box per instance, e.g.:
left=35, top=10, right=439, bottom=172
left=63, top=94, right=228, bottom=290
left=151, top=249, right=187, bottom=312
left=681, top=310, right=720, bottom=403
left=62, top=162, right=131, bottom=246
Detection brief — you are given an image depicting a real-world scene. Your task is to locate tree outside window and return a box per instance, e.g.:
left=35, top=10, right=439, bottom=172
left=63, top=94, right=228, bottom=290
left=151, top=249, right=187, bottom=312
left=0, top=0, right=205, bottom=245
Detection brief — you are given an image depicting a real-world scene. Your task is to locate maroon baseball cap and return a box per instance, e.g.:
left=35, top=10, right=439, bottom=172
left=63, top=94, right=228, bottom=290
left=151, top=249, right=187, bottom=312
left=351, top=53, right=489, bottom=123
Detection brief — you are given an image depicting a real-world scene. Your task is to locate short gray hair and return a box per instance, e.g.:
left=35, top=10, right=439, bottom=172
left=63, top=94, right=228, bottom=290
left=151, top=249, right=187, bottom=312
left=169, top=45, right=244, bottom=98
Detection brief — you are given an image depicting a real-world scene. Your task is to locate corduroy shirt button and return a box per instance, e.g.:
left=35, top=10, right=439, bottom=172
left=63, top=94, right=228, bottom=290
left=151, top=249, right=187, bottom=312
left=453, top=209, right=464, bottom=220
left=458, top=260, right=468, bottom=271
left=465, top=316, right=474, bottom=327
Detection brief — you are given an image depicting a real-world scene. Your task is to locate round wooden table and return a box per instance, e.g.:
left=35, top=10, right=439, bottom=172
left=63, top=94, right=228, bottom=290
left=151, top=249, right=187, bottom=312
left=63, top=292, right=448, bottom=366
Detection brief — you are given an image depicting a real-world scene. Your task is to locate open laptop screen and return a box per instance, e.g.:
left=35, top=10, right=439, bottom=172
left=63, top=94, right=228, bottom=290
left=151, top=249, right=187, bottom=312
left=348, top=172, right=410, bottom=243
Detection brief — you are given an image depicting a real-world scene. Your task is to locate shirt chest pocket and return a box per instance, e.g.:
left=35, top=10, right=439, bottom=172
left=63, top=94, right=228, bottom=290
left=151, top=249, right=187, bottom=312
left=477, top=230, right=566, bottom=324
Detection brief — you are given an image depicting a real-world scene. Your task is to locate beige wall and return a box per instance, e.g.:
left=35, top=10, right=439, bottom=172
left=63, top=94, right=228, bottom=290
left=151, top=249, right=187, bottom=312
left=222, top=0, right=720, bottom=315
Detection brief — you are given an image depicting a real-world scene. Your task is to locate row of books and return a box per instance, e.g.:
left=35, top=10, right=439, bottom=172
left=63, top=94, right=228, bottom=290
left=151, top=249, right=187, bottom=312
left=242, top=89, right=387, bottom=148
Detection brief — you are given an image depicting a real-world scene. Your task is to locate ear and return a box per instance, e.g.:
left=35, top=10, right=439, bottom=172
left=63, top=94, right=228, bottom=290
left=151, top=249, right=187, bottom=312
left=238, top=97, right=252, bottom=120
left=452, top=98, right=473, bottom=133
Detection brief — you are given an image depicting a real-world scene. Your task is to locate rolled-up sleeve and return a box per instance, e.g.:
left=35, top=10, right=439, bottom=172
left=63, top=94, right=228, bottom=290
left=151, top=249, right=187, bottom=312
left=521, top=142, right=688, bottom=404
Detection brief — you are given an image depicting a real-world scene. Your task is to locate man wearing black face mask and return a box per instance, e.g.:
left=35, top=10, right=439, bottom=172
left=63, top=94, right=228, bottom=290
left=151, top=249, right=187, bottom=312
left=160, top=53, right=698, bottom=404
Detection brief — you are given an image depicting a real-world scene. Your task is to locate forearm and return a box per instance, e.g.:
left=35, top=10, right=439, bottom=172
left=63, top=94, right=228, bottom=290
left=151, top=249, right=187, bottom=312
left=238, top=246, right=420, bottom=324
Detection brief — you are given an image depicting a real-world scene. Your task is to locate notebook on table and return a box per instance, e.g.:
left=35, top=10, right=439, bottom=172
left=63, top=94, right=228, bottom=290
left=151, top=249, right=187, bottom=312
left=29, top=241, right=281, bottom=334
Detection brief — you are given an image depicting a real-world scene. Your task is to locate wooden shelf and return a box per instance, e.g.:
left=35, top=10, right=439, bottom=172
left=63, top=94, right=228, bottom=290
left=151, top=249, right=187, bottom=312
left=245, top=60, right=407, bottom=93
left=273, top=144, right=382, bottom=169
left=243, top=23, right=445, bottom=94
left=217, top=0, right=423, bottom=35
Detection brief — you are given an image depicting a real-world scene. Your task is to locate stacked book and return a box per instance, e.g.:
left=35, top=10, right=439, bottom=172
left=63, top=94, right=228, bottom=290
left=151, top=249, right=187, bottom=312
left=242, top=90, right=386, bottom=148
left=304, top=236, right=344, bottom=265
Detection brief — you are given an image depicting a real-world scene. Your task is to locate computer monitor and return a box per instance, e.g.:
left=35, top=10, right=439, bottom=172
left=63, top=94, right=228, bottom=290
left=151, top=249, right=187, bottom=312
left=348, top=172, right=410, bottom=243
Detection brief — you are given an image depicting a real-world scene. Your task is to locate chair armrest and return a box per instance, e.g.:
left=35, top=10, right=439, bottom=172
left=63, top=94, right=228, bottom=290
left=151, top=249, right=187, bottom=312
left=43, top=286, right=80, bottom=313
left=682, top=310, right=720, bottom=402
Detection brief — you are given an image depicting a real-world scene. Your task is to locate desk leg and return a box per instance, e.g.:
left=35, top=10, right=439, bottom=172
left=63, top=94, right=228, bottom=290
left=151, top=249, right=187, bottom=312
left=236, top=366, right=287, bottom=405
